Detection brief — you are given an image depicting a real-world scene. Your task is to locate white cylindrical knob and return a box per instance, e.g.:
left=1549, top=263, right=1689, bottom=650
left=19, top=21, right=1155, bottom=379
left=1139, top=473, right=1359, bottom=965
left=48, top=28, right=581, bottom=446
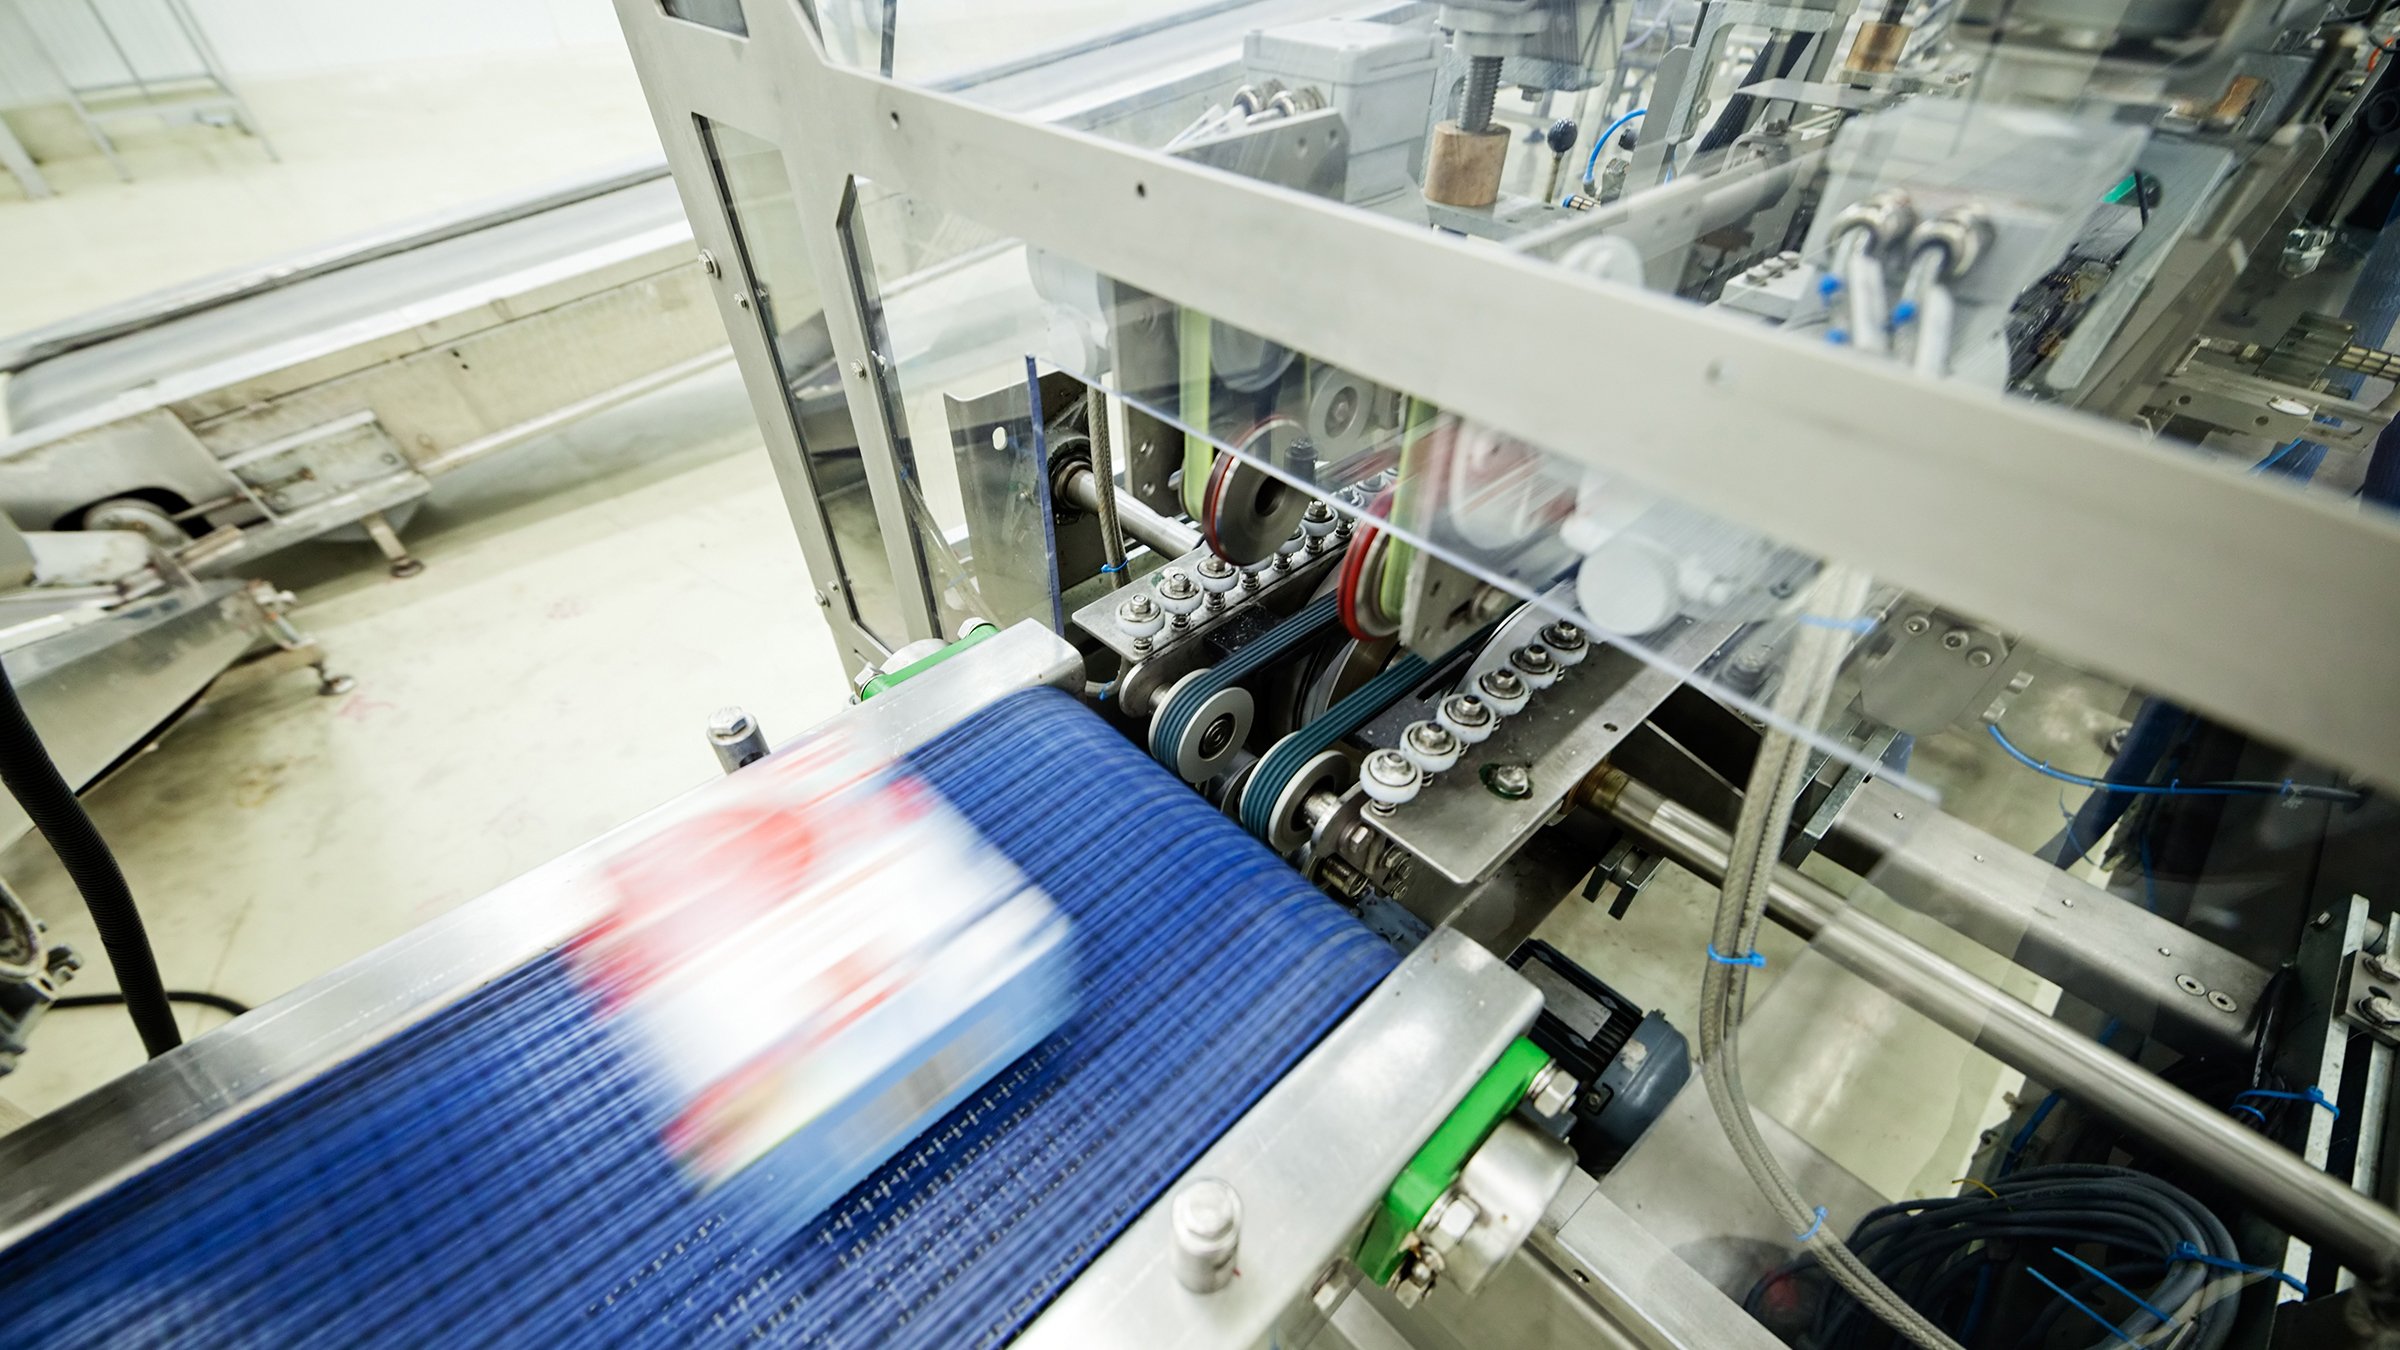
left=1173, top=1177, right=1242, bottom=1293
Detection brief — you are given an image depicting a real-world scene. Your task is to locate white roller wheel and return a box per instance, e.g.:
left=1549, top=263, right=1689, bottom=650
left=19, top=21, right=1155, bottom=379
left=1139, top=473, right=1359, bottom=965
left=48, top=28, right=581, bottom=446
left=1195, top=560, right=1240, bottom=594
left=1509, top=644, right=1562, bottom=690
left=1359, top=749, right=1422, bottom=806
left=1475, top=669, right=1531, bottom=716
left=1115, top=595, right=1166, bottom=639
left=1154, top=569, right=1204, bottom=616
left=1438, top=694, right=1498, bottom=745
left=1400, top=721, right=1462, bottom=774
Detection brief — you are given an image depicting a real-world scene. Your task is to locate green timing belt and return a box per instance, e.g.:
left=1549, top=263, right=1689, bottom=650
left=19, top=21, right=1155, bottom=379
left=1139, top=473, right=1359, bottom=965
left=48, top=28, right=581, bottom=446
left=1149, top=594, right=1342, bottom=769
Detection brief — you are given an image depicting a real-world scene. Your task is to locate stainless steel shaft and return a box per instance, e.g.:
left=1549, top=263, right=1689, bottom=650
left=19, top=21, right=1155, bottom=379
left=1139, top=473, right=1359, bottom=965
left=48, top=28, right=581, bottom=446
left=1590, top=769, right=2400, bottom=1285
left=1058, top=464, right=1201, bottom=560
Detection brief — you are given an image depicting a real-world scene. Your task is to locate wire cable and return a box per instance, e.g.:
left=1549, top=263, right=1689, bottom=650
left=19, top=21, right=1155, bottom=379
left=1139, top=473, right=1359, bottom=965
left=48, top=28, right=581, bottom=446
left=1752, top=1165, right=2242, bottom=1350
left=1699, top=564, right=1964, bottom=1350
left=1987, top=724, right=2363, bottom=803
left=1581, top=106, right=1645, bottom=191
left=0, top=661, right=180, bottom=1057
left=52, top=989, right=250, bottom=1018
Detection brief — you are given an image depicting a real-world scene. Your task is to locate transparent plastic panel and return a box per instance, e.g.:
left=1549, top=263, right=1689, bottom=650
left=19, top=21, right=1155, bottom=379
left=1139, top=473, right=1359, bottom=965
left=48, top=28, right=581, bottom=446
left=845, top=183, right=1066, bottom=635
left=698, top=116, right=907, bottom=647
left=810, top=0, right=2400, bottom=517
left=844, top=183, right=1943, bottom=791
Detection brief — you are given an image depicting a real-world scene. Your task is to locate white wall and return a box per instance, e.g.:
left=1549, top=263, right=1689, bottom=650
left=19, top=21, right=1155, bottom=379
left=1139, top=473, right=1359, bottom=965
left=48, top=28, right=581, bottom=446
left=0, top=0, right=627, bottom=107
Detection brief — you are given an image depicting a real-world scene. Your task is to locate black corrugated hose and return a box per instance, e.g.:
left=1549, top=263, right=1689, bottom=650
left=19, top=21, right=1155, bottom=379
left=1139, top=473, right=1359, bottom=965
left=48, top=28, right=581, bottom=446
left=0, top=661, right=180, bottom=1056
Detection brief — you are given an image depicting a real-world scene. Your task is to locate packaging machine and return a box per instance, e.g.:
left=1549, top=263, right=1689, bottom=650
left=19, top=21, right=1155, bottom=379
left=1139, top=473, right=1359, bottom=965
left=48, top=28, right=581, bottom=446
left=4, top=0, right=2400, bottom=1347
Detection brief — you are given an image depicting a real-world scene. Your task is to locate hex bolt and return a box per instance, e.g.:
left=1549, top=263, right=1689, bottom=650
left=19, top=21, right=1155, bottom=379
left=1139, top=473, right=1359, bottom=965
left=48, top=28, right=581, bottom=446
left=1438, top=693, right=1498, bottom=745
left=1195, top=556, right=1238, bottom=590
left=1171, top=1177, right=1243, bottom=1293
left=1476, top=667, right=1530, bottom=715
left=1155, top=569, right=1203, bottom=619
left=2361, top=994, right=2400, bottom=1028
left=1510, top=643, right=1561, bottom=690
left=1116, top=593, right=1165, bottom=640
left=1301, top=500, right=1337, bottom=536
left=1402, top=720, right=1463, bottom=774
left=1526, top=1062, right=1578, bottom=1119
left=1487, top=763, right=1533, bottom=799
left=1538, top=621, right=1589, bottom=666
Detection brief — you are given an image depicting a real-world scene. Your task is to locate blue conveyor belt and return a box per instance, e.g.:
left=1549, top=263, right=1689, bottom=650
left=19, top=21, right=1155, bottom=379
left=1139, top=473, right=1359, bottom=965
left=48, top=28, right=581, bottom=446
left=0, top=688, right=1397, bottom=1346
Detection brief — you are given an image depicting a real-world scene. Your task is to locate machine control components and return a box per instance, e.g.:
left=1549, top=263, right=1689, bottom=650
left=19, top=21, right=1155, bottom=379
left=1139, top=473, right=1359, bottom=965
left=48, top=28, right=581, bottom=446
left=1401, top=720, right=1463, bottom=774
left=1361, top=748, right=1425, bottom=807
left=1171, top=1177, right=1243, bottom=1293
left=1437, top=693, right=1497, bottom=744
left=706, top=706, right=768, bottom=774
left=1509, top=941, right=1693, bottom=1171
left=1474, top=667, right=1529, bottom=715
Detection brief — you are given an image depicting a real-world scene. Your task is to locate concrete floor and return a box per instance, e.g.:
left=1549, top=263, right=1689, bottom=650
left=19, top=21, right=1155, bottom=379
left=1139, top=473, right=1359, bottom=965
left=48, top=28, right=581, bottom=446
left=0, top=363, right=848, bottom=1119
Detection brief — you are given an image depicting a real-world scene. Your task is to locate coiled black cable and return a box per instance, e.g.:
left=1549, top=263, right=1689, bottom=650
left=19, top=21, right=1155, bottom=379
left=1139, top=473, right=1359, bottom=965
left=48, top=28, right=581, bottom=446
left=0, top=661, right=179, bottom=1056
left=1750, top=1164, right=2243, bottom=1350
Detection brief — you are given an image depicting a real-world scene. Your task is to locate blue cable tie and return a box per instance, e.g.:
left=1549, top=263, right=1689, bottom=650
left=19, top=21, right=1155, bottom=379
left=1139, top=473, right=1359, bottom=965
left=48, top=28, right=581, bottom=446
left=1098, top=560, right=1127, bottom=574
left=1818, top=273, right=1843, bottom=298
left=2026, top=1267, right=2139, bottom=1347
left=1798, top=614, right=1876, bottom=633
left=1795, top=1206, right=1827, bottom=1242
left=1706, top=944, right=1767, bottom=969
left=1892, top=299, right=1919, bottom=325
left=1825, top=328, right=1851, bottom=345
left=2173, top=1243, right=2309, bottom=1298
left=2231, top=1104, right=2268, bottom=1126
left=2048, top=1247, right=2177, bottom=1326
left=2234, top=1086, right=2339, bottom=1120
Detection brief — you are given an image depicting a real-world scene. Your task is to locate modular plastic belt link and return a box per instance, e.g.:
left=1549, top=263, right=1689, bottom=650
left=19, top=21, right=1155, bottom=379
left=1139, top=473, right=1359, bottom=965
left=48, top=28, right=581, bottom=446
left=0, top=689, right=1397, bottom=1349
